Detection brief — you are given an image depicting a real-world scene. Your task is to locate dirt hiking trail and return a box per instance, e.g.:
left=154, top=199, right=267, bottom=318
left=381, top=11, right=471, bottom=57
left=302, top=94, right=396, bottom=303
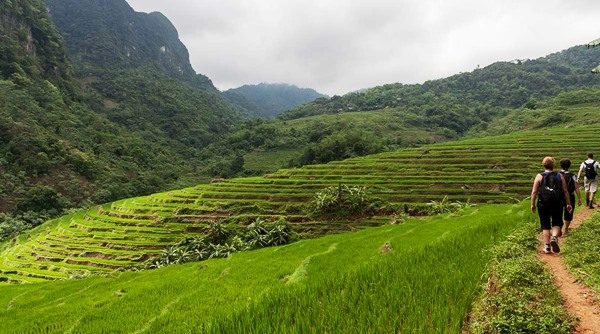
left=539, top=208, right=600, bottom=334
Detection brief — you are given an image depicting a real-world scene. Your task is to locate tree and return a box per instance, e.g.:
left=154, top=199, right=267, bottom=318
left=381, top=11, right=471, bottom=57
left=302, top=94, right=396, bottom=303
left=587, top=38, right=600, bottom=73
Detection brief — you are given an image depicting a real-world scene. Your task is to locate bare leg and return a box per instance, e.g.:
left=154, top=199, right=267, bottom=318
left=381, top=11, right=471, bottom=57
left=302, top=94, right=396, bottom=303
left=542, top=229, right=551, bottom=246
left=586, top=191, right=591, bottom=205
left=551, top=226, right=561, bottom=237
left=562, top=221, right=571, bottom=235
left=590, top=191, right=597, bottom=207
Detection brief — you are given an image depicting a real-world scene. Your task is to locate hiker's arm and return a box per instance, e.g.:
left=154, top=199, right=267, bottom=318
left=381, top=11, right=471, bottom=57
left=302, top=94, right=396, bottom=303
left=531, top=175, right=541, bottom=212
left=577, top=164, right=584, bottom=181
left=561, top=174, right=573, bottom=211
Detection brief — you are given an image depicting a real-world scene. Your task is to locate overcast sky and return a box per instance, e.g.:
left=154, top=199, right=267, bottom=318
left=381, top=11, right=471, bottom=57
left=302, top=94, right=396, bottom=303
left=127, top=0, right=599, bottom=95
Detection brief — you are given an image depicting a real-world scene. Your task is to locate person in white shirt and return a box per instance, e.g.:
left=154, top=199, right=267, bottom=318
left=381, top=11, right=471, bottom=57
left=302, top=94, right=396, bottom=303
left=577, top=153, right=600, bottom=209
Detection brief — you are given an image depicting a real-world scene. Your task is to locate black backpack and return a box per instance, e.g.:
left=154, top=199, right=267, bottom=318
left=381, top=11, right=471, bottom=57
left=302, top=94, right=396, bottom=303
left=560, top=171, right=576, bottom=194
left=585, top=161, right=597, bottom=180
left=538, top=172, right=562, bottom=206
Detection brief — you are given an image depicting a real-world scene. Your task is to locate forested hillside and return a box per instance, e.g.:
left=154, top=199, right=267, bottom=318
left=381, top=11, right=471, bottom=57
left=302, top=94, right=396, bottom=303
left=46, top=0, right=241, bottom=149
left=282, top=46, right=600, bottom=129
left=0, top=0, right=239, bottom=241
left=204, top=47, right=600, bottom=175
left=224, top=83, right=326, bottom=118
left=47, top=0, right=215, bottom=90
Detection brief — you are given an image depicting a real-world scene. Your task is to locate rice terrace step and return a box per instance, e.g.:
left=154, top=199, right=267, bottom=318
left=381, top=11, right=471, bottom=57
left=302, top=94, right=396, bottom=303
left=1, top=126, right=598, bottom=284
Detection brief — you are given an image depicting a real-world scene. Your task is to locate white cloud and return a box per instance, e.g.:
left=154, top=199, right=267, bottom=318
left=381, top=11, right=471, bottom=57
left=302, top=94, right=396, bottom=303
left=127, top=0, right=600, bottom=95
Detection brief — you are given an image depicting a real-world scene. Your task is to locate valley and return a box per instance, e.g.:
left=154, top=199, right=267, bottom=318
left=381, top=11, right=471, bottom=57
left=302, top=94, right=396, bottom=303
left=1, top=0, right=599, bottom=332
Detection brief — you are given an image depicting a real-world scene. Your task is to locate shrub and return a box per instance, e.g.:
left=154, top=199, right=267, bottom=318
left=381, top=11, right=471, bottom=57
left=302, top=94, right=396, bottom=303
left=245, top=218, right=294, bottom=248
left=311, top=184, right=380, bottom=218
left=427, top=196, right=473, bottom=215
left=16, top=185, right=69, bottom=215
left=147, top=218, right=296, bottom=269
left=0, top=211, right=50, bottom=242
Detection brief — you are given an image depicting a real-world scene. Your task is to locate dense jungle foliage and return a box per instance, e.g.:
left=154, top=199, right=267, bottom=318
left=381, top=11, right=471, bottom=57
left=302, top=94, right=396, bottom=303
left=0, top=0, right=237, bottom=236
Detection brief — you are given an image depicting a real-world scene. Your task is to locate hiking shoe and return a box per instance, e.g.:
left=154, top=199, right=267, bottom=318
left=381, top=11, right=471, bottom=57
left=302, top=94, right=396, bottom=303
left=550, top=237, right=560, bottom=253
left=544, top=244, right=551, bottom=254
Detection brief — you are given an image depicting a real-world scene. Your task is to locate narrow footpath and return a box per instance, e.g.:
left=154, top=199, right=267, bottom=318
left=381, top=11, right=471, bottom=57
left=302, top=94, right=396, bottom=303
left=539, top=208, right=600, bottom=334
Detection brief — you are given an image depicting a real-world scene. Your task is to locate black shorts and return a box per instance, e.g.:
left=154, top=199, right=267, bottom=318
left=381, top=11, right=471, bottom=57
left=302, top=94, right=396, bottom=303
left=563, top=194, right=576, bottom=221
left=537, top=203, right=563, bottom=230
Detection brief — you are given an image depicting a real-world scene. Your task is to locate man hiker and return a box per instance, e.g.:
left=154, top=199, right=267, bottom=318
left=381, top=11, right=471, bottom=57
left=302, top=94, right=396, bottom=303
left=577, top=153, right=600, bottom=209
left=531, top=157, right=572, bottom=254
left=560, top=158, right=583, bottom=235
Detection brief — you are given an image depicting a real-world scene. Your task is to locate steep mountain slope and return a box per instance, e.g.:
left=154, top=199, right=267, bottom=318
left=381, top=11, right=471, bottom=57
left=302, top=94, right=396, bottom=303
left=46, top=0, right=241, bottom=150
left=224, top=83, right=327, bottom=118
left=2, top=110, right=600, bottom=283
left=0, top=0, right=236, bottom=229
left=47, top=0, right=215, bottom=90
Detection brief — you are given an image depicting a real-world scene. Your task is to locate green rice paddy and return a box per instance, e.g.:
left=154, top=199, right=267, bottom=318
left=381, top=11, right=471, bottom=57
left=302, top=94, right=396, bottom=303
left=1, top=125, right=599, bottom=284
left=0, top=203, right=528, bottom=333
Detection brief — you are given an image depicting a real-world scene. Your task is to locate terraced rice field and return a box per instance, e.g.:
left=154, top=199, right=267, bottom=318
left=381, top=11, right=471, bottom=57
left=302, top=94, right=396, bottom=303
left=1, top=126, right=598, bottom=284
left=0, top=204, right=525, bottom=333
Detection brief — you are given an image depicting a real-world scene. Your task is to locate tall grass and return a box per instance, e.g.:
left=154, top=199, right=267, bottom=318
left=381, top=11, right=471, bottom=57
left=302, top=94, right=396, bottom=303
left=206, top=206, right=522, bottom=333
left=0, top=204, right=526, bottom=333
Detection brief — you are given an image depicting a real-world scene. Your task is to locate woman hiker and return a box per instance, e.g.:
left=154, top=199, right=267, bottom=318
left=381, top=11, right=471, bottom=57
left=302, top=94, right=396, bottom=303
left=531, top=157, right=572, bottom=254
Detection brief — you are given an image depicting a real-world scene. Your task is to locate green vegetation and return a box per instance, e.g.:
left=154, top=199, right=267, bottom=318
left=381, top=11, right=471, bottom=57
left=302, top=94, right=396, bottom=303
left=2, top=125, right=600, bottom=283
left=0, top=203, right=525, bottom=333
left=148, top=219, right=295, bottom=268
left=310, top=184, right=379, bottom=217
left=473, top=88, right=600, bottom=136
left=563, top=213, right=600, bottom=293
left=206, top=109, right=453, bottom=175
left=282, top=46, right=600, bottom=122
left=208, top=88, right=600, bottom=176
left=469, top=223, right=573, bottom=333
left=224, top=83, right=327, bottom=118
left=0, top=0, right=241, bottom=223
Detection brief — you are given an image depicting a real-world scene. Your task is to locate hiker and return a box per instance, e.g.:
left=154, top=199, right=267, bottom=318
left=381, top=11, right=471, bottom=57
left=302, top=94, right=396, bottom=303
left=531, top=157, right=572, bottom=254
left=577, top=153, right=600, bottom=208
left=560, top=158, right=583, bottom=235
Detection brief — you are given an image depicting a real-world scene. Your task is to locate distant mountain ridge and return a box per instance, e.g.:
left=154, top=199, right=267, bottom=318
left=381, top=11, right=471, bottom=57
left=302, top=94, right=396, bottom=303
left=224, top=83, right=327, bottom=118
left=282, top=45, right=600, bottom=122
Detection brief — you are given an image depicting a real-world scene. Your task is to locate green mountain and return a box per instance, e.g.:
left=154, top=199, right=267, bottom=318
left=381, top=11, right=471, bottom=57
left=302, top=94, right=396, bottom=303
left=205, top=46, right=599, bottom=175
left=224, top=83, right=327, bottom=118
left=281, top=46, right=600, bottom=130
left=46, top=0, right=241, bottom=148
left=0, top=0, right=241, bottom=234
left=47, top=0, right=215, bottom=90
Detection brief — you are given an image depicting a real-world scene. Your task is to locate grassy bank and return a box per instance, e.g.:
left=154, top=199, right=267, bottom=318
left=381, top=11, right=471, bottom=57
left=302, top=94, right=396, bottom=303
left=4, top=126, right=600, bottom=283
left=468, top=224, right=573, bottom=333
left=563, top=212, right=600, bottom=293
left=0, top=203, right=523, bottom=333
